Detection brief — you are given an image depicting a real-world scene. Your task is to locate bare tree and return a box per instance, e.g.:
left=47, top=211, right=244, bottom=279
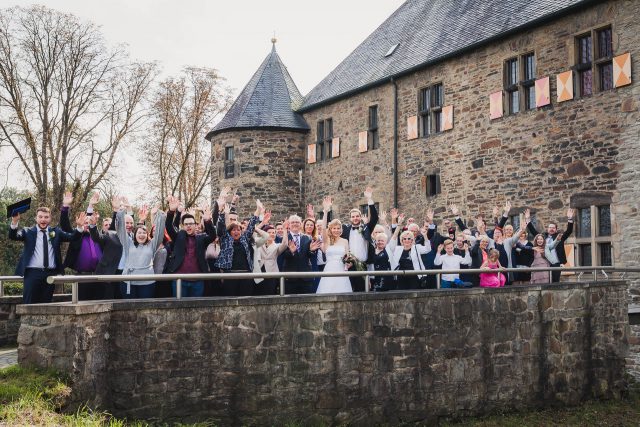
left=0, top=5, right=158, bottom=211
left=146, top=67, right=231, bottom=208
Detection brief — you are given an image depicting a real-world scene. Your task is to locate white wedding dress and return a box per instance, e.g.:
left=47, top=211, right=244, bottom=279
left=316, top=244, right=353, bottom=294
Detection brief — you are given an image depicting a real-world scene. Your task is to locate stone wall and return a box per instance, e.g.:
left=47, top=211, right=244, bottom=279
left=210, top=129, right=307, bottom=220
left=0, top=294, right=70, bottom=347
left=17, top=282, right=629, bottom=425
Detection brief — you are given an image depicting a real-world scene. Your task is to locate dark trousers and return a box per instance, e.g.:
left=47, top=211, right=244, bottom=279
left=550, top=263, right=561, bottom=283
left=23, top=268, right=56, bottom=304
left=285, top=279, right=314, bottom=295
left=349, top=276, right=365, bottom=292
left=78, top=281, right=104, bottom=301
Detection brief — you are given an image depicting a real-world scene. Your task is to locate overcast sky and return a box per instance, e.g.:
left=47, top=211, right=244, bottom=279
left=0, top=0, right=405, bottom=197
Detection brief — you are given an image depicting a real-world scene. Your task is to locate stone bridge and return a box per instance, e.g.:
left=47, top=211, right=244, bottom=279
left=16, top=281, right=630, bottom=425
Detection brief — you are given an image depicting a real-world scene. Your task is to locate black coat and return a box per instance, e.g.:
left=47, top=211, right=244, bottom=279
left=527, top=220, right=573, bottom=264
left=59, top=207, right=85, bottom=269
left=89, top=226, right=124, bottom=275
left=164, top=210, right=216, bottom=274
left=327, top=203, right=379, bottom=244
left=282, top=233, right=316, bottom=281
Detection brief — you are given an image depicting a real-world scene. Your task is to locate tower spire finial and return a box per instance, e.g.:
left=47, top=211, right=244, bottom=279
left=271, top=31, right=277, bottom=50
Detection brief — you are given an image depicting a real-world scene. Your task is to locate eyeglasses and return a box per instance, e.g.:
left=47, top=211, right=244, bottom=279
left=402, top=237, right=414, bottom=241
left=183, top=222, right=196, bottom=226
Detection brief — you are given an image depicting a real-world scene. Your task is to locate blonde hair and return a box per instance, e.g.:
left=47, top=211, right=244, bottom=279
left=400, top=230, right=414, bottom=243
left=327, top=219, right=343, bottom=245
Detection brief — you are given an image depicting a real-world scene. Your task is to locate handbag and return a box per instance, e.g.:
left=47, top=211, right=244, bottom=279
left=413, top=245, right=430, bottom=289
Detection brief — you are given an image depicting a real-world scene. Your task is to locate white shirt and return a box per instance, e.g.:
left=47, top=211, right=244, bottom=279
left=434, top=252, right=472, bottom=281
left=349, top=228, right=368, bottom=262
left=27, top=227, right=57, bottom=269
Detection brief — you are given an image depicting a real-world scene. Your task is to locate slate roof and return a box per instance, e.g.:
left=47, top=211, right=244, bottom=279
left=206, top=45, right=309, bottom=139
left=300, top=0, right=592, bottom=111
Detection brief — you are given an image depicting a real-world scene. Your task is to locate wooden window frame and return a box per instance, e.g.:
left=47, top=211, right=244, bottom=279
left=368, top=105, right=379, bottom=150
left=417, top=83, right=444, bottom=137
left=224, top=146, right=234, bottom=178
left=503, top=52, right=536, bottom=114
left=325, top=118, right=333, bottom=160
left=569, top=204, right=613, bottom=267
left=574, top=25, right=613, bottom=97
left=425, top=173, right=441, bottom=198
left=316, top=120, right=325, bottom=162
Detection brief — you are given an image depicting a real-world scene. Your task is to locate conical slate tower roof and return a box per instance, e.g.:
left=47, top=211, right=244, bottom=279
left=206, top=44, right=309, bottom=139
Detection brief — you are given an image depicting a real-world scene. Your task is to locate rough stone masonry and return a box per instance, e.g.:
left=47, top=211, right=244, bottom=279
left=17, top=281, right=628, bottom=425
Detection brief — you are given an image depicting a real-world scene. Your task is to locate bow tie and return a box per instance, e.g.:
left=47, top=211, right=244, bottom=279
left=351, top=226, right=360, bottom=230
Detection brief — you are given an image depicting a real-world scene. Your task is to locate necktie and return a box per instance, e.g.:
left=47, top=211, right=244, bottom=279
left=294, top=234, right=300, bottom=251
left=41, top=229, right=49, bottom=269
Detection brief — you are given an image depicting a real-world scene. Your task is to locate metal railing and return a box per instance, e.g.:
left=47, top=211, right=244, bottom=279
left=0, top=276, right=24, bottom=297
left=40, top=266, right=640, bottom=304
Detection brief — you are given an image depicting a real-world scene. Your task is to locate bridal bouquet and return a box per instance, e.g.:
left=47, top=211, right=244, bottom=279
left=342, top=252, right=366, bottom=271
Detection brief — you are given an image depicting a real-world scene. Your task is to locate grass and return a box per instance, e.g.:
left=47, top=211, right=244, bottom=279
left=0, top=364, right=639, bottom=426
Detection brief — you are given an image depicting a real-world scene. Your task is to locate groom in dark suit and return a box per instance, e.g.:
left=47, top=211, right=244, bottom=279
left=282, top=215, right=321, bottom=294
left=9, top=206, right=84, bottom=304
left=327, top=187, right=378, bottom=292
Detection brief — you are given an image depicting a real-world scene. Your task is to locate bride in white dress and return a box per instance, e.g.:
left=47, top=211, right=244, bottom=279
left=316, top=197, right=353, bottom=294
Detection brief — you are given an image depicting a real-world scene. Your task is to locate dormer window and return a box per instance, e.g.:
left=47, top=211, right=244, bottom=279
left=385, top=43, right=399, bottom=57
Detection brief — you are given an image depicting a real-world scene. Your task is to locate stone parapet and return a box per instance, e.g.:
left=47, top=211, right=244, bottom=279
left=17, top=282, right=629, bottom=425
left=0, top=294, right=71, bottom=347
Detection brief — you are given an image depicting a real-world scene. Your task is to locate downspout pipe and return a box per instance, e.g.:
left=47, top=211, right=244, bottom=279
left=391, top=77, right=398, bottom=208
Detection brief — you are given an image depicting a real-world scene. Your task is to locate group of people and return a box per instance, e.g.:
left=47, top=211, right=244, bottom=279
left=8, top=187, right=574, bottom=304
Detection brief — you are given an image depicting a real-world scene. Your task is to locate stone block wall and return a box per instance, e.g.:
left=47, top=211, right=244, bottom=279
left=17, top=282, right=629, bottom=425
left=0, top=295, right=71, bottom=347
left=629, top=310, right=640, bottom=382
left=210, top=129, right=307, bottom=220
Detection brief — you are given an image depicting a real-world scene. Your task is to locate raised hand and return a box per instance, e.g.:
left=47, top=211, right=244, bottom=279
left=492, top=205, right=499, bottom=218
left=504, top=200, right=511, bottom=214
left=524, top=208, right=531, bottom=221
left=167, top=196, right=179, bottom=212
left=75, top=211, right=87, bottom=228
left=255, top=199, right=264, bottom=216
left=202, top=205, right=212, bottom=222
left=437, top=244, right=444, bottom=252
left=63, top=191, right=73, bottom=207
left=121, top=196, right=131, bottom=208
left=310, top=239, right=322, bottom=251
left=186, top=207, right=196, bottom=216
left=556, top=232, right=564, bottom=241
left=463, top=242, right=469, bottom=251
left=288, top=240, right=297, bottom=253
left=89, top=212, right=99, bottom=226
left=232, top=193, right=240, bottom=204
left=283, top=219, right=290, bottom=230
left=450, top=203, right=459, bottom=216
left=111, top=195, right=121, bottom=211
left=177, top=201, right=185, bottom=213
left=89, top=191, right=100, bottom=207
left=378, top=211, right=387, bottom=224
left=398, top=213, right=405, bottom=224
left=306, top=204, right=315, bottom=219
left=261, top=210, right=272, bottom=226
left=363, top=186, right=373, bottom=201
left=219, top=186, right=231, bottom=200
left=151, top=204, right=159, bottom=216
left=390, top=208, right=399, bottom=221
left=322, top=196, right=332, bottom=212
left=425, top=208, right=434, bottom=224
left=138, top=204, right=149, bottom=222
left=11, top=212, right=20, bottom=225
left=362, top=215, right=369, bottom=224
left=567, top=208, right=574, bottom=219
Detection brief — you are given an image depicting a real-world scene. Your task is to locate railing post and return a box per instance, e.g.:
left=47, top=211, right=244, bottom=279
left=72, top=282, right=78, bottom=304
left=0, top=280, right=3, bottom=297
left=365, top=274, right=370, bottom=292
left=436, top=273, right=441, bottom=289
left=176, top=278, right=182, bottom=299
left=279, top=276, right=285, bottom=296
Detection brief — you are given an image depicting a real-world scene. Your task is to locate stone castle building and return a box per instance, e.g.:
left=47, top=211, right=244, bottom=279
left=207, top=0, right=640, bottom=302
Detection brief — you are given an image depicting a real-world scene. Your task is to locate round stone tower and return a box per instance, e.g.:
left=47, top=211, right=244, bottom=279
left=206, top=42, right=309, bottom=219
